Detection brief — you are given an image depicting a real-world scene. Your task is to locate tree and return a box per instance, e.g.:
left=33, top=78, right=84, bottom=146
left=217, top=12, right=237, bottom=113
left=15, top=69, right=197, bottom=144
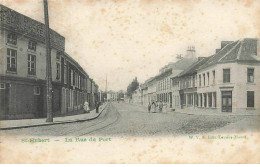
left=126, top=77, right=139, bottom=99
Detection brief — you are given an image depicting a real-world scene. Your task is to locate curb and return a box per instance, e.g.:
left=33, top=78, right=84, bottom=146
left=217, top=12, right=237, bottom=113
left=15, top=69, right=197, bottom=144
left=0, top=103, right=109, bottom=130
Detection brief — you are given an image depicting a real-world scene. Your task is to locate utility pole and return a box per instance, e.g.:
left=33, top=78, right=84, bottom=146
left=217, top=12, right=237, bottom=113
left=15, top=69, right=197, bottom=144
left=44, top=0, right=53, bottom=122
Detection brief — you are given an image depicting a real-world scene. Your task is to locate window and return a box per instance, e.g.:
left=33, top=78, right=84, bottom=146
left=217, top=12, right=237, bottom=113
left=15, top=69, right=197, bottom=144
left=203, top=74, right=205, bottom=86
left=64, top=60, right=67, bottom=84
left=247, top=91, right=254, bottom=108
left=7, top=33, right=17, bottom=45
left=56, top=55, right=60, bottom=61
left=192, top=75, right=195, bottom=87
left=213, top=70, right=216, bottom=85
left=0, top=83, right=5, bottom=89
left=207, top=72, right=209, bottom=85
left=247, top=68, right=254, bottom=83
left=7, top=48, right=17, bottom=72
left=199, top=75, right=201, bottom=87
left=200, top=94, right=202, bottom=107
left=75, top=72, right=78, bottom=88
left=213, top=92, right=217, bottom=107
left=204, top=93, right=207, bottom=107
left=71, top=69, right=74, bottom=86
left=28, top=41, right=36, bottom=51
left=28, top=54, right=36, bottom=75
left=34, top=86, right=40, bottom=95
left=223, top=69, right=230, bottom=83
left=78, top=75, right=81, bottom=88
left=208, top=92, right=212, bottom=107
left=56, top=62, right=60, bottom=80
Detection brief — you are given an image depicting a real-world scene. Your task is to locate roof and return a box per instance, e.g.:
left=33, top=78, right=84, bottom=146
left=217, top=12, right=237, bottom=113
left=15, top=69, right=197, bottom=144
left=160, top=57, right=198, bottom=72
left=199, top=38, right=260, bottom=70
left=64, top=52, right=89, bottom=78
left=170, top=70, right=183, bottom=79
left=178, top=57, right=211, bottom=77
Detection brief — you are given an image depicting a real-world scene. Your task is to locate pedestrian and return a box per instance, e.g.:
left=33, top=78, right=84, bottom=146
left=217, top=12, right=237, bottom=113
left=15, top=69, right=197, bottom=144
left=84, top=101, right=90, bottom=113
left=159, top=101, right=163, bottom=113
left=164, top=103, right=168, bottom=112
left=152, top=101, right=157, bottom=113
left=95, top=101, right=100, bottom=113
left=148, top=102, right=151, bottom=113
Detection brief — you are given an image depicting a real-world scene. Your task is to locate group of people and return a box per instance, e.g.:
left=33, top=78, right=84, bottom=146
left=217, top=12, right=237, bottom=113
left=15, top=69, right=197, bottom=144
left=83, top=101, right=101, bottom=113
left=147, top=101, right=167, bottom=113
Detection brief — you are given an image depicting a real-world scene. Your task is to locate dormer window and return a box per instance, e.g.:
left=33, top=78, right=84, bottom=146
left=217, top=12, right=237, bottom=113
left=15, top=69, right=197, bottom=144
left=7, top=33, right=17, bottom=45
left=28, top=41, right=37, bottom=51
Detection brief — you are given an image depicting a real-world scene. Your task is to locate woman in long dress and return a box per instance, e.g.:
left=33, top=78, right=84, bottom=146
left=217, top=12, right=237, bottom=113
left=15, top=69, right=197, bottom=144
left=151, top=101, right=157, bottom=113
left=84, top=101, right=90, bottom=113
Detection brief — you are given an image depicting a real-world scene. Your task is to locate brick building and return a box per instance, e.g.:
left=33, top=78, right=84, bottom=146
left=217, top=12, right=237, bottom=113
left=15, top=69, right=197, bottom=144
left=0, top=5, right=99, bottom=119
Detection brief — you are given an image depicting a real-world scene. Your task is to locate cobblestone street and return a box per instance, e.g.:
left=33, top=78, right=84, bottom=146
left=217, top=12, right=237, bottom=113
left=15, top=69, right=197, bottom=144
left=1, top=102, right=259, bottom=137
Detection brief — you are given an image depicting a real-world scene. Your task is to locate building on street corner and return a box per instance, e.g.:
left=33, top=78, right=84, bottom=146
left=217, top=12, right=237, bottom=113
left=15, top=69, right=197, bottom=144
left=173, top=39, right=260, bottom=114
left=137, top=39, right=260, bottom=115
left=0, top=5, right=100, bottom=119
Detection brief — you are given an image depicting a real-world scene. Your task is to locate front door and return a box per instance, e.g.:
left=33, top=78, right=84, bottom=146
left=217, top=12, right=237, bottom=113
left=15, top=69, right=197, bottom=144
left=222, top=91, right=232, bottom=112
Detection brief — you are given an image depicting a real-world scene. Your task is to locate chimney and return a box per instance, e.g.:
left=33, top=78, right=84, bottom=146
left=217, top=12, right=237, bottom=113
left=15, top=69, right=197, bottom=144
left=185, top=46, right=196, bottom=59
left=221, top=41, right=233, bottom=49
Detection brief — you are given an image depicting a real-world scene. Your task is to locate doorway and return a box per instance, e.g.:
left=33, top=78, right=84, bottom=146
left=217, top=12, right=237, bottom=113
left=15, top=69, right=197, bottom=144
left=222, top=91, right=232, bottom=112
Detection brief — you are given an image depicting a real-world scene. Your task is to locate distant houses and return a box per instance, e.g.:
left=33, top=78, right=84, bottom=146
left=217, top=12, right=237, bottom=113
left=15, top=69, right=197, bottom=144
left=133, top=38, right=260, bottom=114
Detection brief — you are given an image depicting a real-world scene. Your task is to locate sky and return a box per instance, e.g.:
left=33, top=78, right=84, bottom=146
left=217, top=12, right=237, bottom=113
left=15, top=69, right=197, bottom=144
left=1, top=0, right=259, bottom=91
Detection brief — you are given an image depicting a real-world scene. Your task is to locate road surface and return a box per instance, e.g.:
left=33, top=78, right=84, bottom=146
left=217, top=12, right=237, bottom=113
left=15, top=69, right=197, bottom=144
left=1, top=102, right=259, bottom=137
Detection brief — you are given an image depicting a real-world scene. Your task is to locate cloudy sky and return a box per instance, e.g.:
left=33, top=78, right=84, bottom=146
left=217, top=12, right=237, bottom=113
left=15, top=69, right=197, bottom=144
left=2, top=0, right=259, bottom=91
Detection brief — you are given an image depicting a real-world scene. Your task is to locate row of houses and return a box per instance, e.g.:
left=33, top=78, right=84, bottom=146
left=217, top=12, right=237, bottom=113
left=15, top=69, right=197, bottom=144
left=0, top=5, right=101, bottom=119
left=133, top=39, right=260, bottom=114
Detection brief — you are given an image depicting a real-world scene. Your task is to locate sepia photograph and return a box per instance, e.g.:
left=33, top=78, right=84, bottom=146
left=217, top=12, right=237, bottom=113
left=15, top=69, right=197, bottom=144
left=0, top=0, right=259, bottom=164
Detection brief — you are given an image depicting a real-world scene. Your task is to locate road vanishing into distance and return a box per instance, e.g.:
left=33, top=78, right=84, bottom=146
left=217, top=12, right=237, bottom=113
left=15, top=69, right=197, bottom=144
left=1, top=102, right=259, bottom=137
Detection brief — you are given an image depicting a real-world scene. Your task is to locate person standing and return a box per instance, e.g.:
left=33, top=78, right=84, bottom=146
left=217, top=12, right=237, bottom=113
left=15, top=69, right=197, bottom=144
left=84, top=101, right=90, bottom=113
left=95, top=101, right=100, bottom=113
left=159, top=101, right=163, bottom=113
left=152, top=101, right=157, bottom=113
left=148, top=102, right=151, bottom=113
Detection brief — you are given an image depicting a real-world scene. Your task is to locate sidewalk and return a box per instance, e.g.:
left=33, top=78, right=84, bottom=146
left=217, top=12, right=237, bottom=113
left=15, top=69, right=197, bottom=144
left=211, top=116, right=260, bottom=133
left=173, top=108, right=260, bottom=116
left=0, top=103, right=108, bottom=130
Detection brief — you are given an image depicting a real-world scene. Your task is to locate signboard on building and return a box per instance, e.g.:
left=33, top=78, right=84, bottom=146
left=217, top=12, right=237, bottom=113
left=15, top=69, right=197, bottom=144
left=0, top=5, right=65, bottom=51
